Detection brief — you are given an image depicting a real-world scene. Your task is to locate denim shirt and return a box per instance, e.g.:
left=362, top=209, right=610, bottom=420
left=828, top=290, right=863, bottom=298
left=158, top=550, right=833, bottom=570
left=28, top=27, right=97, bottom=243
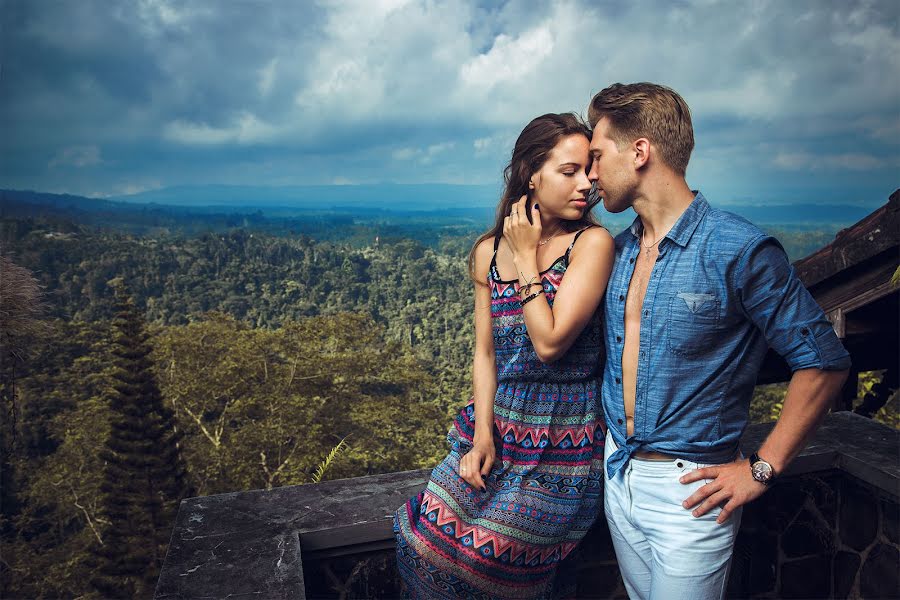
left=602, top=192, right=851, bottom=478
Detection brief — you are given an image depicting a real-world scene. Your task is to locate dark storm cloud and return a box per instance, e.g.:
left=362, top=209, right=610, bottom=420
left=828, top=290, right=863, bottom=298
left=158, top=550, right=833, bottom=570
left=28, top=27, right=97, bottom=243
left=0, top=0, right=897, bottom=203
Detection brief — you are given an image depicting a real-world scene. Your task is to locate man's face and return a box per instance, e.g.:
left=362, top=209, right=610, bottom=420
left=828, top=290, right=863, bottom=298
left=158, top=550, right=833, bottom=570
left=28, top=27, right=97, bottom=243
left=588, top=117, right=638, bottom=214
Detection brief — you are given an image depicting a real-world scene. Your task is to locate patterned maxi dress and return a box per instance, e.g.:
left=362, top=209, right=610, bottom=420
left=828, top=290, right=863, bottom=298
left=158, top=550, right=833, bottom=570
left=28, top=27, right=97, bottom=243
left=394, top=229, right=606, bottom=599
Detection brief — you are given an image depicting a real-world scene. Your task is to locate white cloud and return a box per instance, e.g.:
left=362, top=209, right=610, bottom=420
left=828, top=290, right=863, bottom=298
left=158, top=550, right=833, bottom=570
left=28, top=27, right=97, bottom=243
left=49, top=145, right=102, bottom=168
left=421, top=142, right=455, bottom=164
left=164, top=112, right=278, bottom=145
left=392, top=147, right=416, bottom=161
left=774, top=151, right=895, bottom=171
left=112, top=180, right=162, bottom=196
left=136, top=0, right=209, bottom=35
left=460, top=27, right=554, bottom=91
left=392, top=141, right=455, bottom=164
left=473, top=131, right=518, bottom=158
left=3, top=0, right=898, bottom=199
left=258, top=59, right=278, bottom=97
left=857, top=115, right=900, bottom=142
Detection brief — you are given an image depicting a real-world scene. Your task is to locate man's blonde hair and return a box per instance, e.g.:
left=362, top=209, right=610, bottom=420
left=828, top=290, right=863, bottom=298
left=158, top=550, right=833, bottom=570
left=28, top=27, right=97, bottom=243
left=588, top=82, right=694, bottom=176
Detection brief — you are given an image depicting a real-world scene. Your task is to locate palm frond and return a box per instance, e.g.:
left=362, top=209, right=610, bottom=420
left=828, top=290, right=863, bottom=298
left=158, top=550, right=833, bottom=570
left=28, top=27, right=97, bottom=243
left=311, top=436, right=349, bottom=483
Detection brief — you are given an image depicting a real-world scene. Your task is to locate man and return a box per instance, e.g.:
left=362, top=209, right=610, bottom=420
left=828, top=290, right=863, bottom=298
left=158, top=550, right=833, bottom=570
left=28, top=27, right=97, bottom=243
left=586, top=82, right=850, bottom=599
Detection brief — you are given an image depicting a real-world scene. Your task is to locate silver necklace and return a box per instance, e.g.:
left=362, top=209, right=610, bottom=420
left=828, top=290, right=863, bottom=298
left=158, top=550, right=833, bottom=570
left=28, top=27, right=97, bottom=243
left=641, top=228, right=663, bottom=261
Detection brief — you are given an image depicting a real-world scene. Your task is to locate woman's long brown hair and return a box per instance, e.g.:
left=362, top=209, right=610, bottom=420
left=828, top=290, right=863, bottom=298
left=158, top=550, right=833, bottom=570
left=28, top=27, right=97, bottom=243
left=467, top=112, right=601, bottom=283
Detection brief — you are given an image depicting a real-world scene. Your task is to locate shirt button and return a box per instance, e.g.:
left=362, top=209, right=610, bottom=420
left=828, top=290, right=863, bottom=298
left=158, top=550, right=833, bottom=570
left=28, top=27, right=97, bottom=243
left=644, top=310, right=649, bottom=316
left=629, top=258, right=634, bottom=264
left=615, top=377, right=621, bottom=384
left=800, top=327, right=810, bottom=336
left=619, top=295, right=625, bottom=301
left=617, top=418, right=623, bottom=425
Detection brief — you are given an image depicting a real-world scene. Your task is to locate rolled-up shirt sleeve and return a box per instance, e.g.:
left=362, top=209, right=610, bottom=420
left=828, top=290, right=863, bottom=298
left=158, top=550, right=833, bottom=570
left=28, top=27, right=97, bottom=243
left=735, top=236, right=851, bottom=372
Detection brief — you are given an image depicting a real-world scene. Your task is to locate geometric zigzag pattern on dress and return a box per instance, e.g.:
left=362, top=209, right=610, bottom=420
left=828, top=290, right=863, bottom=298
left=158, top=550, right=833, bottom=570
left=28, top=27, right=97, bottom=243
left=395, top=229, right=606, bottom=599
left=494, top=420, right=599, bottom=448
left=418, top=492, right=580, bottom=565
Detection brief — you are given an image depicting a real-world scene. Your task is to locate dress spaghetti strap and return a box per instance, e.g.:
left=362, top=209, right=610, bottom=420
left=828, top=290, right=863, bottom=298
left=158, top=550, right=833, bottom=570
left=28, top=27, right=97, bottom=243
left=489, top=234, right=502, bottom=282
left=564, top=226, right=595, bottom=263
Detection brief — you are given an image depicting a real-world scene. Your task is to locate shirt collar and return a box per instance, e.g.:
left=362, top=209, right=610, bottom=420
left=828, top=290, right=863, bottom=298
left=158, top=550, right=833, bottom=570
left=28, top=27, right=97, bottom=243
left=628, top=191, right=709, bottom=248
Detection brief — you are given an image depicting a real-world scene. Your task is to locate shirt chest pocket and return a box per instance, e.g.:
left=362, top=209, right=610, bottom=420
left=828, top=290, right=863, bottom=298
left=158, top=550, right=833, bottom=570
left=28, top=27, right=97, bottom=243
left=666, top=292, right=722, bottom=357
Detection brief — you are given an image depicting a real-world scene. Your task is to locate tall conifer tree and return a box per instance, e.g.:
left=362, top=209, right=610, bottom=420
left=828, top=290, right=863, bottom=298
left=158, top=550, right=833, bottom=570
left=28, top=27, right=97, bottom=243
left=91, top=283, right=189, bottom=598
left=0, top=256, right=47, bottom=591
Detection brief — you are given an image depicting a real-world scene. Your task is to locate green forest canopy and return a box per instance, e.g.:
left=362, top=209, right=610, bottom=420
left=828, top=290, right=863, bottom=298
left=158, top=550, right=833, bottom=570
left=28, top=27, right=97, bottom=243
left=1, top=211, right=893, bottom=597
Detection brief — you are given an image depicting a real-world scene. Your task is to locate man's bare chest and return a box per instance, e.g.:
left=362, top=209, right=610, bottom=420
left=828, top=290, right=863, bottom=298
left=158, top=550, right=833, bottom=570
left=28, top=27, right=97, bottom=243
left=625, top=248, right=659, bottom=319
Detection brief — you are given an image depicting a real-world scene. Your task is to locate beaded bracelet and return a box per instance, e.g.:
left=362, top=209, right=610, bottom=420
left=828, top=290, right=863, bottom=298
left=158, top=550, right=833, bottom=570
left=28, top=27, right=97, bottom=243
left=520, top=289, right=544, bottom=306
left=518, top=281, right=542, bottom=297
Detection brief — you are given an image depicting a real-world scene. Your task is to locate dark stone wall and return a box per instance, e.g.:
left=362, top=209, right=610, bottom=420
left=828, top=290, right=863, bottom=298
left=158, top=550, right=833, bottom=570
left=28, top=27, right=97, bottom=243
left=302, top=551, right=401, bottom=599
left=726, top=471, right=900, bottom=599
left=298, top=472, right=898, bottom=599
left=155, top=414, right=899, bottom=599
left=298, top=515, right=628, bottom=600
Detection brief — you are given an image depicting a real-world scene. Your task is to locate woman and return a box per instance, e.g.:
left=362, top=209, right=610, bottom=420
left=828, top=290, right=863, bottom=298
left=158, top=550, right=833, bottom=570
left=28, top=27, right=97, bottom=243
left=394, top=113, right=614, bottom=599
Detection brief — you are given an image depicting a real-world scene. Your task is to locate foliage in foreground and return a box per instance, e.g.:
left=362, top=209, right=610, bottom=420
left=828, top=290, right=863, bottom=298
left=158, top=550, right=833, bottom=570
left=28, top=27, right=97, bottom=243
left=1, top=312, right=449, bottom=597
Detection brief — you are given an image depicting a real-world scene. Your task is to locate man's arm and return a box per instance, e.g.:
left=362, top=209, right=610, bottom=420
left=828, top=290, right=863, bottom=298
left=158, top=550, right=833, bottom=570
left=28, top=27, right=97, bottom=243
left=756, top=368, right=847, bottom=474
left=681, top=367, right=846, bottom=524
left=681, top=236, right=851, bottom=524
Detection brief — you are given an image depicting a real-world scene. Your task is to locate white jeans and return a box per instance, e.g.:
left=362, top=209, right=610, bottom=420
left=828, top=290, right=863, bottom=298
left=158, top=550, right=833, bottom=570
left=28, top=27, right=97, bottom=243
left=603, top=431, right=741, bottom=600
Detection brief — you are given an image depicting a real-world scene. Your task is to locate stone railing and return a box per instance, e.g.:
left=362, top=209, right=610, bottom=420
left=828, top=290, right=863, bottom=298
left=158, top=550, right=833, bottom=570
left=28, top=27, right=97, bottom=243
left=155, top=412, right=899, bottom=599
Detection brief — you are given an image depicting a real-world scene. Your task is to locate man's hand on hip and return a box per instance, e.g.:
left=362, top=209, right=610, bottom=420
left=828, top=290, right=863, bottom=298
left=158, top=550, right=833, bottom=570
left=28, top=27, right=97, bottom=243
left=680, top=459, right=768, bottom=524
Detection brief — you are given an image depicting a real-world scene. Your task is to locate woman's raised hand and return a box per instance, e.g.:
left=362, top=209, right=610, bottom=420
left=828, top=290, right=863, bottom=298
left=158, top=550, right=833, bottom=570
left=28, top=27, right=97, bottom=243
left=503, top=196, right=542, bottom=260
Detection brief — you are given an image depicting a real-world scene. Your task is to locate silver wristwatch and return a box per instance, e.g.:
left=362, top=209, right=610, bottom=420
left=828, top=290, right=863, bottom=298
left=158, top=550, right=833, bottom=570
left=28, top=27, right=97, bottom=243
left=750, top=452, right=775, bottom=485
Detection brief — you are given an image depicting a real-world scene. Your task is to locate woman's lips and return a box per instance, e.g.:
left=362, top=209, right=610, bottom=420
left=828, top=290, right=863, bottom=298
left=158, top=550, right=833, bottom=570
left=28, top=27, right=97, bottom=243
left=571, top=199, right=587, bottom=209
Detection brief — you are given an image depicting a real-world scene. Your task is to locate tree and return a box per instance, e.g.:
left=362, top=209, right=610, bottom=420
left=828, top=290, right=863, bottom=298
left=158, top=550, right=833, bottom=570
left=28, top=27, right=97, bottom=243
left=90, top=284, right=190, bottom=598
left=0, top=255, right=48, bottom=593
left=153, top=312, right=448, bottom=494
left=1, top=319, right=118, bottom=598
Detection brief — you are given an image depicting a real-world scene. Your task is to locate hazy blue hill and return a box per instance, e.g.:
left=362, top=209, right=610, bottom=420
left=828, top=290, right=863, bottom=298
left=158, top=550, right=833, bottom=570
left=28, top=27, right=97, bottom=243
left=0, top=189, right=489, bottom=250
left=109, top=183, right=502, bottom=210
left=1, top=187, right=884, bottom=255
left=0, top=185, right=496, bottom=222
left=1, top=189, right=125, bottom=212
left=711, top=202, right=874, bottom=228
left=107, top=184, right=878, bottom=225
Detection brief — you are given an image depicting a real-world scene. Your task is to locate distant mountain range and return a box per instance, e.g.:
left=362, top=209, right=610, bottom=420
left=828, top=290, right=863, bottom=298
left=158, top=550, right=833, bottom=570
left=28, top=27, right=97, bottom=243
left=0, top=186, right=883, bottom=229
left=111, top=183, right=502, bottom=211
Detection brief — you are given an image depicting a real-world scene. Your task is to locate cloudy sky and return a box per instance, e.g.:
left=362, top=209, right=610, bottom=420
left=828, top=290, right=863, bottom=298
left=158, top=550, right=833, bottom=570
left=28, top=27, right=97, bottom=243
left=1, top=0, right=898, bottom=206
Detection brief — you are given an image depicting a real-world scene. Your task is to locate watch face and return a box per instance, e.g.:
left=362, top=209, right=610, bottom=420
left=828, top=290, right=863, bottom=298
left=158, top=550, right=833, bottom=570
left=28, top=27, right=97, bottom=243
left=752, top=461, right=773, bottom=482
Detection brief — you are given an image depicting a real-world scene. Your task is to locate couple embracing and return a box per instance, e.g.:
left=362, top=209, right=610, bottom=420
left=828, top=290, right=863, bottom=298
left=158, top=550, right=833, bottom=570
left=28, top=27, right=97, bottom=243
left=394, top=82, right=850, bottom=600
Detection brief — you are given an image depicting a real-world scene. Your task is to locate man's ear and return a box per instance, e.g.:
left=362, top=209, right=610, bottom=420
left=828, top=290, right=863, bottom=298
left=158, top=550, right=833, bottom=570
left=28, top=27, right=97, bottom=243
left=633, top=138, right=650, bottom=169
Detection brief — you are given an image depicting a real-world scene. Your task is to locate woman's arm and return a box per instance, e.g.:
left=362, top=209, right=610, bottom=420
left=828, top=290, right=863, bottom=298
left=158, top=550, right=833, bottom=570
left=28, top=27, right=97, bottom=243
left=504, top=198, right=614, bottom=363
left=459, top=238, right=498, bottom=492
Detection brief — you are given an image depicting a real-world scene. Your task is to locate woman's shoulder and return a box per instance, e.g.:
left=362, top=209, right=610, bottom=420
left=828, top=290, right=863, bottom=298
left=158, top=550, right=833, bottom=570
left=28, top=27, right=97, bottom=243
left=568, top=226, right=614, bottom=260
left=571, top=225, right=613, bottom=246
left=472, top=236, right=497, bottom=281
left=474, top=236, right=497, bottom=258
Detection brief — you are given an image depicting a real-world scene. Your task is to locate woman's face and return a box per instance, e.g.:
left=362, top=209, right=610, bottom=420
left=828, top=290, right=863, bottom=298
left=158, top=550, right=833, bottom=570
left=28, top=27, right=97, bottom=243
left=531, top=134, right=592, bottom=222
